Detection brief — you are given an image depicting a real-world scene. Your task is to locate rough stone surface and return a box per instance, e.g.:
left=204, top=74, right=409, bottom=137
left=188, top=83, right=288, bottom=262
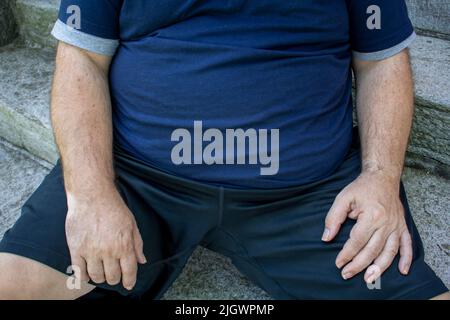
left=402, top=167, right=450, bottom=287
left=0, top=45, right=57, bottom=164
left=408, top=36, right=450, bottom=169
left=12, top=0, right=59, bottom=48
left=164, top=248, right=270, bottom=300
left=0, top=139, right=50, bottom=241
left=0, top=140, right=448, bottom=298
left=410, top=37, right=450, bottom=110
left=406, top=0, right=450, bottom=39
left=0, top=0, right=18, bottom=46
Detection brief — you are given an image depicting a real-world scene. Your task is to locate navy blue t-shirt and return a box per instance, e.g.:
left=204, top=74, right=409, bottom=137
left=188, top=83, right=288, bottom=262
left=52, top=0, right=415, bottom=188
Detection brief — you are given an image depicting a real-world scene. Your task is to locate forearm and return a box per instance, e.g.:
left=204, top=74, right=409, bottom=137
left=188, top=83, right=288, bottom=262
left=354, top=50, right=414, bottom=184
left=51, top=42, right=114, bottom=197
left=324, top=51, right=416, bottom=280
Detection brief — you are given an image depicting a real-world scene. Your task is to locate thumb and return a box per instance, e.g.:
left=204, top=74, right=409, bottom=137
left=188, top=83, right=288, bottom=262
left=133, top=225, right=147, bottom=264
left=322, top=192, right=352, bottom=242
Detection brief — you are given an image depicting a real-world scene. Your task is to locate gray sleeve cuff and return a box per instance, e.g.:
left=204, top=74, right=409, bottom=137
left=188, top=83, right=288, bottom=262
left=51, top=19, right=119, bottom=56
left=352, top=31, right=416, bottom=61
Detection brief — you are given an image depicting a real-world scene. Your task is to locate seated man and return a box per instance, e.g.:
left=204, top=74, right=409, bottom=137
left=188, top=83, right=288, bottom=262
left=0, top=0, right=448, bottom=299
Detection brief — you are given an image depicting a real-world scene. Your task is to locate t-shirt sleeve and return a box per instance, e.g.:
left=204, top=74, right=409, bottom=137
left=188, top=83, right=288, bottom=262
left=348, top=0, right=416, bottom=61
left=51, top=0, right=122, bottom=56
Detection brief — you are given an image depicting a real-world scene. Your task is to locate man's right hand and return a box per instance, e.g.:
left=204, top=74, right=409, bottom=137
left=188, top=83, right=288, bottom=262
left=65, top=186, right=147, bottom=291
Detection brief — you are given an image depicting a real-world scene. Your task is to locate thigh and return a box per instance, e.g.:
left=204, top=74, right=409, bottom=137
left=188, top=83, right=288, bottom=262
left=221, top=149, right=448, bottom=299
left=0, top=252, right=94, bottom=300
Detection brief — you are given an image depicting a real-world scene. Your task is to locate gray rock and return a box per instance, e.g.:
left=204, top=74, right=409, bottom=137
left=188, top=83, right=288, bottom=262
left=12, top=0, right=59, bottom=48
left=0, top=0, right=18, bottom=46
left=406, top=0, right=450, bottom=39
left=408, top=36, right=450, bottom=171
left=0, top=139, right=50, bottom=240
left=402, top=167, right=450, bottom=287
left=0, top=45, right=58, bottom=164
left=164, top=247, right=270, bottom=300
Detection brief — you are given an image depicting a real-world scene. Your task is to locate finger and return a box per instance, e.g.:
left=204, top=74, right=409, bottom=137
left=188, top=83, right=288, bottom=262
left=335, top=214, right=376, bottom=268
left=70, top=254, right=89, bottom=282
left=323, top=192, right=352, bottom=242
left=365, top=232, right=399, bottom=283
left=133, top=225, right=147, bottom=264
left=120, top=254, right=138, bottom=291
left=103, top=258, right=122, bottom=286
left=86, top=258, right=106, bottom=284
left=341, top=229, right=386, bottom=280
left=398, top=229, right=413, bottom=275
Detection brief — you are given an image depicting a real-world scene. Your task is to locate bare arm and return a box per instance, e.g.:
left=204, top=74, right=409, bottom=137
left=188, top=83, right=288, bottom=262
left=323, top=50, right=414, bottom=283
left=51, top=42, right=114, bottom=196
left=51, top=42, right=146, bottom=290
left=354, top=50, right=414, bottom=183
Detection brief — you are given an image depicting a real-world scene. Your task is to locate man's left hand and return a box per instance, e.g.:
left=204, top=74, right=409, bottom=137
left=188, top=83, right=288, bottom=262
left=322, top=171, right=413, bottom=283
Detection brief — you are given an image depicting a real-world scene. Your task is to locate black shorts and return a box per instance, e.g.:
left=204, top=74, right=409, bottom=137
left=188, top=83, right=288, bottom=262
left=0, top=133, right=447, bottom=299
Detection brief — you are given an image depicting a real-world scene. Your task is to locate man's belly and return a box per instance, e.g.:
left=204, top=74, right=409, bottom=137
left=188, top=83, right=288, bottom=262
left=109, top=36, right=354, bottom=188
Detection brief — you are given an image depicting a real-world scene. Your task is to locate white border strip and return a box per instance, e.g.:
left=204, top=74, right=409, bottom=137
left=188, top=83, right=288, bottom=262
left=51, top=19, right=119, bottom=56
left=352, top=31, right=416, bottom=61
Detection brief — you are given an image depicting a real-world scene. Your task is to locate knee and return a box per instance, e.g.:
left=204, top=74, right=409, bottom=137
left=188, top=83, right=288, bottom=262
left=432, top=291, right=450, bottom=300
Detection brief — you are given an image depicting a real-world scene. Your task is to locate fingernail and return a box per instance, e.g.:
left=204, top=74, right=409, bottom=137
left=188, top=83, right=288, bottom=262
left=399, top=262, right=408, bottom=275
left=321, top=228, right=330, bottom=241
left=342, top=272, right=352, bottom=280
left=143, top=256, right=147, bottom=264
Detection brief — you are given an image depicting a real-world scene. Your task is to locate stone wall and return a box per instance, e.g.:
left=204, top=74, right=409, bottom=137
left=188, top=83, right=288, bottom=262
left=406, top=0, right=450, bottom=39
left=0, top=0, right=17, bottom=46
